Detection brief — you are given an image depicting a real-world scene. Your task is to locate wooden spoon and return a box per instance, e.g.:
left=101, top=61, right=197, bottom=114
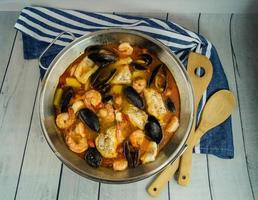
left=147, top=52, right=213, bottom=197
left=177, top=90, right=236, bottom=186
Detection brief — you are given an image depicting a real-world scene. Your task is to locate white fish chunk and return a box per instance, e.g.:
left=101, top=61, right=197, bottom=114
left=123, top=104, right=148, bottom=130
left=111, top=65, right=132, bottom=84
left=95, top=126, right=118, bottom=158
left=143, top=88, right=167, bottom=120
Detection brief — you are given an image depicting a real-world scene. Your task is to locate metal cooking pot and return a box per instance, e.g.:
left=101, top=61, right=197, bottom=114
left=39, top=29, right=194, bottom=183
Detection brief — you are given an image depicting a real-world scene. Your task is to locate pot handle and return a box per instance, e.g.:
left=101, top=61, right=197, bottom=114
left=39, top=31, right=76, bottom=70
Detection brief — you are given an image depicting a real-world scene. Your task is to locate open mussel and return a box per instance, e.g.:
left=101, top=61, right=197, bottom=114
left=78, top=108, right=100, bottom=132
left=144, top=115, right=163, bottom=144
left=131, top=54, right=153, bottom=70
left=148, top=64, right=167, bottom=92
left=123, top=86, right=144, bottom=109
left=85, top=147, right=102, bottom=168
left=85, top=45, right=117, bottom=67
left=60, top=87, right=74, bottom=112
left=123, top=140, right=140, bottom=168
left=91, top=67, right=116, bottom=91
left=165, top=98, right=176, bottom=113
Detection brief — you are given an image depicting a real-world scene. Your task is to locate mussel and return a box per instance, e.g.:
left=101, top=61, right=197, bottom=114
left=148, top=64, right=167, bottom=92
left=60, top=87, right=74, bottom=112
left=78, top=108, right=100, bottom=132
left=123, top=86, right=144, bottom=109
left=123, top=140, right=140, bottom=168
left=85, top=45, right=117, bottom=67
left=131, top=53, right=153, bottom=70
left=165, top=98, right=176, bottom=113
left=144, top=115, right=163, bottom=144
left=91, top=67, right=117, bottom=90
left=102, top=93, right=113, bottom=103
left=148, top=64, right=163, bottom=87
left=85, top=147, right=102, bottom=168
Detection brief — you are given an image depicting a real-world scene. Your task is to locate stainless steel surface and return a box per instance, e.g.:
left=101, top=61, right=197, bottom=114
left=38, top=31, right=75, bottom=70
left=39, top=29, right=194, bottom=183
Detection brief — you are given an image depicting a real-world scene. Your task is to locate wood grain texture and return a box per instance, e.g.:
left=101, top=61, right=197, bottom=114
left=0, top=12, right=19, bottom=86
left=199, top=14, right=255, bottom=200
left=231, top=14, right=258, bottom=199
left=14, top=86, right=62, bottom=200
left=100, top=176, right=169, bottom=200
left=114, top=12, right=168, bottom=19
left=0, top=33, right=40, bottom=199
left=58, top=166, right=99, bottom=200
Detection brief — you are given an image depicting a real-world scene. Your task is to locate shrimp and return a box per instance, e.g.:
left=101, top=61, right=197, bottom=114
left=129, top=129, right=146, bottom=148
left=118, top=42, right=133, bottom=56
left=56, top=109, right=75, bottom=129
left=74, top=56, right=98, bottom=84
left=84, top=89, right=102, bottom=108
left=65, top=122, right=88, bottom=153
left=100, top=103, right=115, bottom=123
left=165, top=116, right=179, bottom=133
left=113, top=159, right=128, bottom=171
left=132, top=77, right=147, bottom=93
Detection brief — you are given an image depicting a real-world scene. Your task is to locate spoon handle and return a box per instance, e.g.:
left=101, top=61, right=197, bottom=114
left=177, top=128, right=203, bottom=186
left=147, top=159, right=180, bottom=197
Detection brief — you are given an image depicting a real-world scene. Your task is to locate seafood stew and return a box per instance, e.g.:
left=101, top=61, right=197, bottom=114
left=54, top=42, right=180, bottom=171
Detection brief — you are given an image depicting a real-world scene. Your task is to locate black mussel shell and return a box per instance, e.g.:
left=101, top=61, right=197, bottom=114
left=88, top=50, right=117, bottom=67
left=123, top=141, right=140, bottom=168
left=154, top=66, right=167, bottom=93
left=131, top=54, right=153, bottom=70
left=145, top=115, right=163, bottom=144
left=148, top=64, right=163, bottom=87
left=84, top=45, right=102, bottom=54
left=60, top=87, right=74, bottom=112
left=123, top=86, right=144, bottom=109
left=131, top=62, right=147, bottom=70
left=85, top=147, right=102, bottom=168
left=78, top=108, right=100, bottom=132
left=165, top=98, right=176, bottom=113
left=92, top=68, right=116, bottom=89
left=139, top=53, right=152, bottom=65
left=102, top=94, right=113, bottom=103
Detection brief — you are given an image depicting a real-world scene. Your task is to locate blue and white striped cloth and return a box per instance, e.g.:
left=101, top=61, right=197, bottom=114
left=15, top=6, right=234, bottom=159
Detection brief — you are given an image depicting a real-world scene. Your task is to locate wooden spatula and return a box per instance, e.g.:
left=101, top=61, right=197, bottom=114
left=147, top=52, right=213, bottom=197
left=178, top=90, right=236, bottom=185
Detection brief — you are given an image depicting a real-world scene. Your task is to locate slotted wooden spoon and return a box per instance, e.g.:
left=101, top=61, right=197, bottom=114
left=147, top=52, right=213, bottom=197
left=177, top=89, right=236, bottom=185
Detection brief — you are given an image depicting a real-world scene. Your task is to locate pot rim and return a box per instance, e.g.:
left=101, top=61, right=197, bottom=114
left=39, top=28, right=194, bottom=183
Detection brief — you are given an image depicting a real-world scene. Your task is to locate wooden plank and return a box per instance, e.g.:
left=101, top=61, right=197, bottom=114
left=231, top=14, right=258, bottom=199
left=0, top=33, right=40, bottom=199
left=168, top=13, right=200, bottom=32
left=58, top=166, right=99, bottom=200
left=199, top=14, right=254, bottom=200
left=0, top=12, right=19, bottom=87
left=114, top=12, right=167, bottom=19
left=100, top=176, right=169, bottom=200
left=14, top=87, right=62, bottom=200
left=1, top=0, right=258, bottom=14
left=166, top=13, right=212, bottom=200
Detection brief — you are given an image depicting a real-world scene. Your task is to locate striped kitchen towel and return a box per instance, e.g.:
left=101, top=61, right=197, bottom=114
left=14, top=6, right=234, bottom=159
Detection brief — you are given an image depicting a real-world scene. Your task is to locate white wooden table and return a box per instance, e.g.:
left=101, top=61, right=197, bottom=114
left=0, top=12, right=257, bottom=200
